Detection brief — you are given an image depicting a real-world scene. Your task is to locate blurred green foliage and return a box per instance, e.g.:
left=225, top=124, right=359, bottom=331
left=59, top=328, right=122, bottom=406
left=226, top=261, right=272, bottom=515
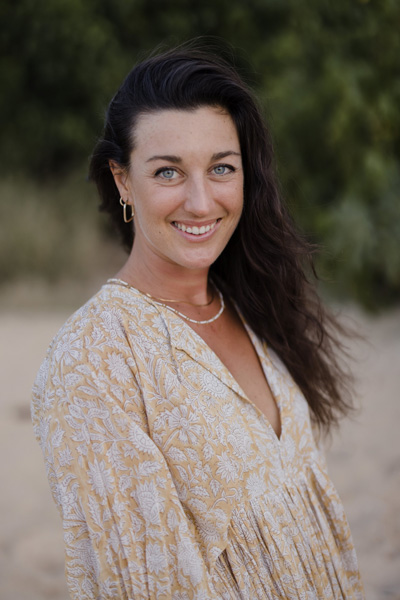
left=1, top=0, right=399, bottom=308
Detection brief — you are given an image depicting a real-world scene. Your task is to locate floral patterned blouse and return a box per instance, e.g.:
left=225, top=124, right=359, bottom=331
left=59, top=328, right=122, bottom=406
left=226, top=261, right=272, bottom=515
left=32, top=282, right=364, bottom=599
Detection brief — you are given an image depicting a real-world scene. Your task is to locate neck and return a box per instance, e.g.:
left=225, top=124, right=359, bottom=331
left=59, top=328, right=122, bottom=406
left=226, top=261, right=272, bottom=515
left=115, top=248, right=211, bottom=305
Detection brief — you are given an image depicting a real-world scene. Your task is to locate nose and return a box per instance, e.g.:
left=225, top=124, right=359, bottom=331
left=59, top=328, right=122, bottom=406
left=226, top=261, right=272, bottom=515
left=184, top=174, right=213, bottom=216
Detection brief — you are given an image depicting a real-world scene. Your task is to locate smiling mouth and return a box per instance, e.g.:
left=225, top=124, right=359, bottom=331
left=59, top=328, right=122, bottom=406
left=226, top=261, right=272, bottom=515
left=172, top=219, right=221, bottom=235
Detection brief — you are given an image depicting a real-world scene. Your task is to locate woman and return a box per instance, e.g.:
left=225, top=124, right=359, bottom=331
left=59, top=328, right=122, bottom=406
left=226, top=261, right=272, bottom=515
left=32, top=45, right=364, bottom=599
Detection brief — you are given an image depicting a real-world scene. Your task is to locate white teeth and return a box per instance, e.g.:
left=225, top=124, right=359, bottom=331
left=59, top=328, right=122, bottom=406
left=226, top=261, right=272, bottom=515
left=174, top=221, right=218, bottom=235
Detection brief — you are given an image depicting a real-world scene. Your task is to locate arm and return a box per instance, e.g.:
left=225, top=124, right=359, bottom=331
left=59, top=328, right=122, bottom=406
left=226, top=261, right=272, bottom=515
left=32, top=325, right=218, bottom=599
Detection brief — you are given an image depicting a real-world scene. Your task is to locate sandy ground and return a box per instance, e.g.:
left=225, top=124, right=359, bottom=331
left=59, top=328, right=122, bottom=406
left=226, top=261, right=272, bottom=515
left=0, top=302, right=399, bottom=599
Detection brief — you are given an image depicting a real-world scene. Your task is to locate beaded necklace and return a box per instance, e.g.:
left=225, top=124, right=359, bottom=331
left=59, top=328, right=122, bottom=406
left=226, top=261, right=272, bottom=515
left=107, top=278, right=225, bottom=325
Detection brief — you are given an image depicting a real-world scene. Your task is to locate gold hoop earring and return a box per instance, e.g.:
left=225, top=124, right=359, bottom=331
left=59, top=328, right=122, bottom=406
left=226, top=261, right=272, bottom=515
left=119, top=197, right=134, bottom=223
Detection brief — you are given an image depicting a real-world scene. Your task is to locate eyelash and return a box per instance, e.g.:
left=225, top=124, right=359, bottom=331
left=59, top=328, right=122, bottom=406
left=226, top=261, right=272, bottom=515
left=154, top=164, right=236, bottom=179
left=213, top=164, right=236, bottom=175
left=154, top=167, right=177, bottom=179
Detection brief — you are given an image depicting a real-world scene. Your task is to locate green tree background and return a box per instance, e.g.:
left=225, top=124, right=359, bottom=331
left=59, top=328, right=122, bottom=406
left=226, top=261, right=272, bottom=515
left=1, top=0, right=399, bottom=309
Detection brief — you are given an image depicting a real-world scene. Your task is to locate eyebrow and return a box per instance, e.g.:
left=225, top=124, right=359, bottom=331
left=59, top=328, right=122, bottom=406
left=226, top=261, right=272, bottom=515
left=146, top=150, right=241, bottom=163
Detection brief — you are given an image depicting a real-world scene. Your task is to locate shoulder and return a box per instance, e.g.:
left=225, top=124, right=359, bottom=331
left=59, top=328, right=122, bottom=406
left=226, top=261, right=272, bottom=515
left=31, top=285, right=166, bottom=438
left=46, top=283, right=171, bottom=364
left=31, top=284, right=173, bottom=427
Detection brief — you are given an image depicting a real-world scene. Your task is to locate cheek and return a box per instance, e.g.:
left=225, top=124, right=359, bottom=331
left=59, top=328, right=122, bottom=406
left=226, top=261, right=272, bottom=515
left=141, top=185, right=183, bottom=212
left=229, top=183, right=244, bottom=211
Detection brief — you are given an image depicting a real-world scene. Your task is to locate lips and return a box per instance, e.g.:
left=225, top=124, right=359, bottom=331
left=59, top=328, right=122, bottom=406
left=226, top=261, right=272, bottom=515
left=172, top=219, right=220, bottom=236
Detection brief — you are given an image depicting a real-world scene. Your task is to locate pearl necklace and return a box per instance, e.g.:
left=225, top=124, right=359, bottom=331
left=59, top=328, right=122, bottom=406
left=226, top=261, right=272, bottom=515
left=107, top=278, right=225, bottom=325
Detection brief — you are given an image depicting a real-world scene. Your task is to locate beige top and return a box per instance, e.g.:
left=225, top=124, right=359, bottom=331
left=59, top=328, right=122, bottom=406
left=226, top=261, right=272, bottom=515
left=32, top=282, right=364, bottom=599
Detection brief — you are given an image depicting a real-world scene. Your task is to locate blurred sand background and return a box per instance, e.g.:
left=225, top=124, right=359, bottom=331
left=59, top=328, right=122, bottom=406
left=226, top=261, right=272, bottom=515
left=2, top=4, right=400, bottom=599
left=0, top=284, right=399, bottom=600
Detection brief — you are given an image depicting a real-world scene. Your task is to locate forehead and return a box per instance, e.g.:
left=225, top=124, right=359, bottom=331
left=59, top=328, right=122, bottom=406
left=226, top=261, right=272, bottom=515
left=132, top=106, right=240, bottom=153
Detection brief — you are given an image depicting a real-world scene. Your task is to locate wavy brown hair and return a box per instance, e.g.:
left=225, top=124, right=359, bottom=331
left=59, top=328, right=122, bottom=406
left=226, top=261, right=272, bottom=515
left=89, top=42, right=353, bottom=432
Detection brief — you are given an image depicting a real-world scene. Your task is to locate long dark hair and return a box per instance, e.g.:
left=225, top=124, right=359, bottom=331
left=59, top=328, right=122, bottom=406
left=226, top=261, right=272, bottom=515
left=89, top=43, right=353, bottom=432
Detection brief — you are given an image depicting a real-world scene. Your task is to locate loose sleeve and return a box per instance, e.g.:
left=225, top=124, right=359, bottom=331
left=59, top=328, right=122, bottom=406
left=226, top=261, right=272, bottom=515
left=31, top=319, right=218, bottom=600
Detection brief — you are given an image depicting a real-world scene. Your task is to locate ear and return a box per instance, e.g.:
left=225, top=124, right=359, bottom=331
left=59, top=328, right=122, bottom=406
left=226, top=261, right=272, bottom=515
left=109, top=160, right=131, bottom=200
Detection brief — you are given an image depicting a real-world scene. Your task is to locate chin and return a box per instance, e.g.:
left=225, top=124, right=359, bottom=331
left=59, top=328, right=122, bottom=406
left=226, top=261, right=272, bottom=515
left=170, top=250, right=219, bottom=271
left=180, top=260, right=215, bottom=271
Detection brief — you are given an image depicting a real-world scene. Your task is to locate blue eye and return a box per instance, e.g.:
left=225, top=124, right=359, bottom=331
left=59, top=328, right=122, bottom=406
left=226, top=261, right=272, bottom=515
left=156, top=168, right=176, bottom=179
left=213, top=164, right=234, bottom=175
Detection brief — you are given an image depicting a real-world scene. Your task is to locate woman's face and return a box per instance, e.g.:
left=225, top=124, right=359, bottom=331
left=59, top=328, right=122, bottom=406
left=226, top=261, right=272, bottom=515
left=112, top=106, right=244, bottom=274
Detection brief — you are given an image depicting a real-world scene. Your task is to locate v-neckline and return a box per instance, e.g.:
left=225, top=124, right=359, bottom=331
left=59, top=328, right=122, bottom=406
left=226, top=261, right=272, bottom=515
left=229, top=316, right=284, bottom=443
left=106, top=280, right=285, bottom=443
left=176, top=315, right=284, bottom=443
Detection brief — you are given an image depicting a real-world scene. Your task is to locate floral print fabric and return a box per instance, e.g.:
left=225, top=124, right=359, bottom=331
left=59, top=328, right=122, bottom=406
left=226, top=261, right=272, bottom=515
left=31, top=282, right=364, bottom=599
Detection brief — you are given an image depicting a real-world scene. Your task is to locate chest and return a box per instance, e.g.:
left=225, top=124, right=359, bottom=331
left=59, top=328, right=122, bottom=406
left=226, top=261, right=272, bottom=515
left=133, top=303, right=319, bottom=498
left=189, top=307, right=282, bottom=438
